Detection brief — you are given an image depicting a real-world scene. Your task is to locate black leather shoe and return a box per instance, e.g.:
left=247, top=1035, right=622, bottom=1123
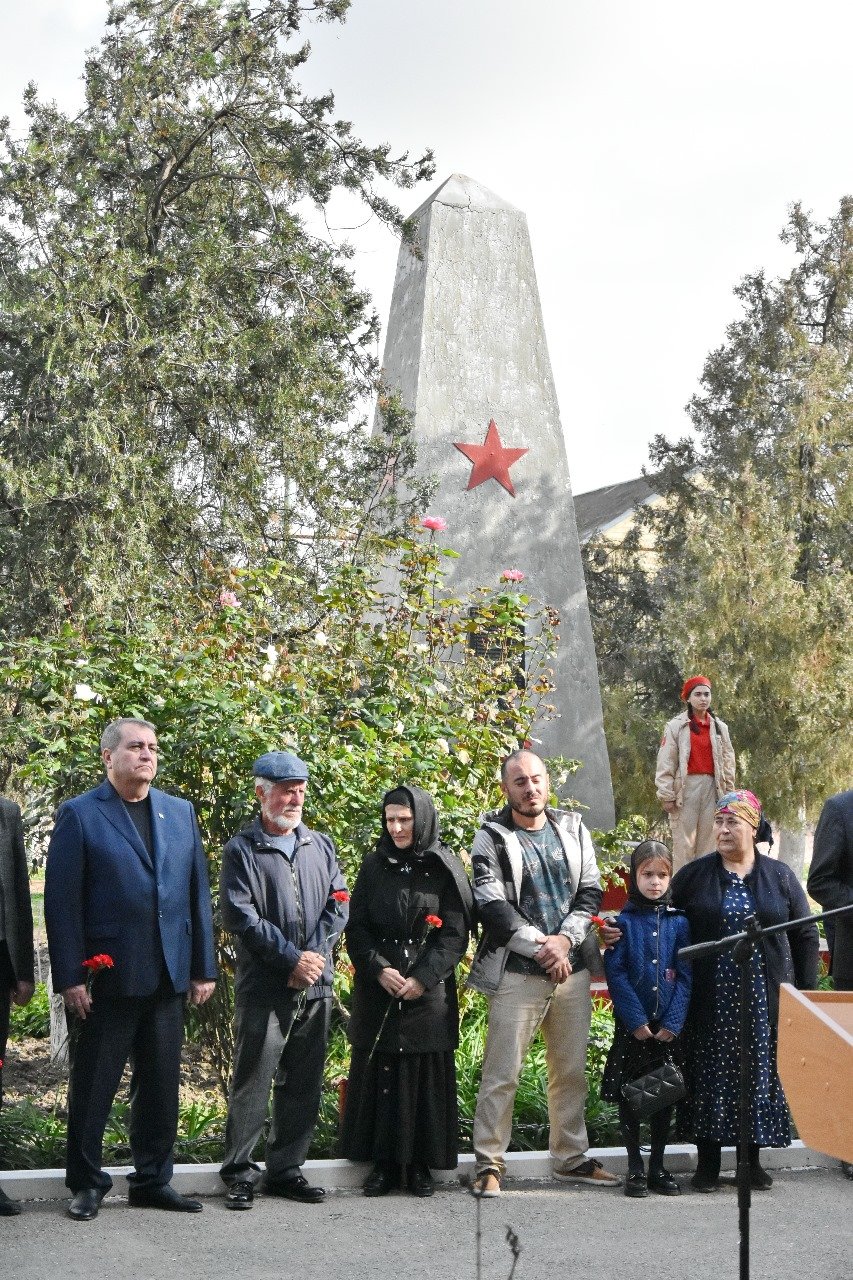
left=648, top=1170, right=680, bottom=1196
left=128, top=1184, right=203, bottom=1212
left=363, top=1164, right=397, bottom=1197
left=224, top=1180, right=254, bottom=1210
left=265, top=1174, right=325, bottom=1204
left=624, top=1171, right=648, bottom=1198
left=690, top=1172, right=719, bottom=1193
left=67, top=1188, right=106, bottom=1221
left=749, top=1164, right=773, bottom=1190
left=408, top=1165, right=434, bottom=1198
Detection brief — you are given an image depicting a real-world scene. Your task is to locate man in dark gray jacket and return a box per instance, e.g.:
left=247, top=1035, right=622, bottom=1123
left=0, top=797, right=35, bottom=1215
left=218, top=752, right=348, bottom=1209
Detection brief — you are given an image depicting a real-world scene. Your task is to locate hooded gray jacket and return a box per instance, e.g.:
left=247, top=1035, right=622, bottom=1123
left=467, top=805, right=602, bottom=996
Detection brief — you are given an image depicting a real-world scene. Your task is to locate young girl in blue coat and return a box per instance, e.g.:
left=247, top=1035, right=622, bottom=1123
left=602, top=840, right=692, bottom=1197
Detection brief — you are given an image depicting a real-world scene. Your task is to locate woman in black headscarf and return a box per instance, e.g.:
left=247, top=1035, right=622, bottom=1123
left=341, top=784, right=473, bottom=1197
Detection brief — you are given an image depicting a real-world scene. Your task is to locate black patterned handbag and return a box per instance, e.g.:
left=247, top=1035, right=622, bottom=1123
left=621, top=1055, right=686, bottom=1120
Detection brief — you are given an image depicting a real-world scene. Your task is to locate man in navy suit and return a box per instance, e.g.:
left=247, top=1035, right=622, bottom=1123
left=45, top=717, right=217, bottom=1220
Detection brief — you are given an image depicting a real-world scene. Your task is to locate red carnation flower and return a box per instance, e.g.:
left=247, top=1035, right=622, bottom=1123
left=424, top=914, right=443, bottom=929
left=332, top=890, right=350, bottom=903
left=590, top=916, right=609, bottom=928
left=82, top=954, right=114, bottom=972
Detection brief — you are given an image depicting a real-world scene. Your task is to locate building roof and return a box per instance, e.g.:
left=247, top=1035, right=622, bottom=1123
left=573, top=473, right=661, bottom=542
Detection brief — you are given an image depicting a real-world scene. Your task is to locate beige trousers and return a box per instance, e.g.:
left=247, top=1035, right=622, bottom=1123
left=473, top=967, right=591, bottom=1176
left=669, top=773, right=717, bottom=873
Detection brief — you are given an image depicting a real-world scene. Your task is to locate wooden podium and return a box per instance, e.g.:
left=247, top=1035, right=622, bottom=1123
left=777, top=985, right=853, bottom=1162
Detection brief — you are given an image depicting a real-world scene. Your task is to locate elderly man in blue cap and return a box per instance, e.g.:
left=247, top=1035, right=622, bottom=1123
left=218, top=751, right=348, bottom=1208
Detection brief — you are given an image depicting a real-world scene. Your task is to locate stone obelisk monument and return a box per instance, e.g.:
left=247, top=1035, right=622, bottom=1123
left=378, top=174, right=614, bottom=828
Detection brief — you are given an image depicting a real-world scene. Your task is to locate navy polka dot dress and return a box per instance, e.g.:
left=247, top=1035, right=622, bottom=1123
left=693, top=871, right=790, bottom=1146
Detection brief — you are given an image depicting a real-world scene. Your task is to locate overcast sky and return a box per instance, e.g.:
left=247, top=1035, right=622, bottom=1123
left=4, top=2, right=853, bottom=494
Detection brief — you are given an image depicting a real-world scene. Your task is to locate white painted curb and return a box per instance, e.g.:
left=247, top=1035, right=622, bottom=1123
left=0, top=1140, right=835, bottom=1202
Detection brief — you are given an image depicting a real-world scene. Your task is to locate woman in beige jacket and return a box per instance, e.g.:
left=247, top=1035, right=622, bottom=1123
left=655, top=675, right=736, bottom=871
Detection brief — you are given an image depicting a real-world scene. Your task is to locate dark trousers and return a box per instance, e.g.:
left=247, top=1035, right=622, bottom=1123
left=618, top=1101, right=674, bottom=1173
left=65, top=986, right=185, bottom=1192
left=220, top=993, right=331, bottom=1185
left=0, top=944, right=13, bottom=1110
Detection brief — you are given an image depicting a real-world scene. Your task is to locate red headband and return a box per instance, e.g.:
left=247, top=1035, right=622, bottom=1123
left=681, top=674, right=711, bottom=701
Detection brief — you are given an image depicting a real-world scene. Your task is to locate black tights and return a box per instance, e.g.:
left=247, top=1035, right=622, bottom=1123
left=618, top=1103, right=674, bottom=1174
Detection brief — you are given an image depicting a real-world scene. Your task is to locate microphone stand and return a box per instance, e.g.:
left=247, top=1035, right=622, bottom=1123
left=679, top=902, right=853, bottom=1280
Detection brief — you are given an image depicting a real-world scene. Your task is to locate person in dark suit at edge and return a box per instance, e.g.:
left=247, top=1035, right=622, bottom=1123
left=0, top=796, right=35, bottom=1215
left=45, top=717, right=217, bottom=1220
left=807, top=788, right=853, bottom=1179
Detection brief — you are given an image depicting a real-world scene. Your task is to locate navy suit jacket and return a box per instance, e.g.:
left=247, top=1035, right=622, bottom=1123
left=45, top=781, right=217, bottom=998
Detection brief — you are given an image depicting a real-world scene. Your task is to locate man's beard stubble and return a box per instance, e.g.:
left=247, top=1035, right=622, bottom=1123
left=512, top=797, right=546, bottom=818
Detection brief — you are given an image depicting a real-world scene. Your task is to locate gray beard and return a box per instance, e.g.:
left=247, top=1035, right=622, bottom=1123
left=267, top=812, right=301, bottom=833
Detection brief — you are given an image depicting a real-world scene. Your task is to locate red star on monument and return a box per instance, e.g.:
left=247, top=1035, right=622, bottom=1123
left=453, top=419, right=529, bottom=496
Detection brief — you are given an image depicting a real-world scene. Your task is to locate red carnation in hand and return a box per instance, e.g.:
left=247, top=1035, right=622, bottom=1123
left=331, top=890, right=350, bottom=903
left=424, top=914, right=443, bottom=929
left=590, top=916, right=608, bottom=929
left=82, top=954, right=114, bottom=972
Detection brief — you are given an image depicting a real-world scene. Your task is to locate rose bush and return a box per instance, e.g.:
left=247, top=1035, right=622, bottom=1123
left=0, top=523, right=568, bottom=1087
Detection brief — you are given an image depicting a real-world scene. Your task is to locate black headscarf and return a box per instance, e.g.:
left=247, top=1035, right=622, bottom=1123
left=627, top=838, right=674, bottom=907
left=377, top=783, right=442, bottom=863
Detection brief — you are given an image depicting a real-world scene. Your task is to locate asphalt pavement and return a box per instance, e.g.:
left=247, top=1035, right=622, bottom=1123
left=2, top=1164, right=850, bottom=1280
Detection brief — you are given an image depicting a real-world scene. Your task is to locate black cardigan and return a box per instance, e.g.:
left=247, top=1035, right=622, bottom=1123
left=671, top=852, right=819, bottom=1028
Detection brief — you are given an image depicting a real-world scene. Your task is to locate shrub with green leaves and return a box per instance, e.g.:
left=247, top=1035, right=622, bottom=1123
left=8, top=983, right=50, bottom=1040
left=0, top=523, right=561, bottom=1089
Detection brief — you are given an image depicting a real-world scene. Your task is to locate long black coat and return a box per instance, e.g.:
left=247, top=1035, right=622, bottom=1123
left=671, top=851, right=819, bottom=1029
left=346, top=846, right=470, bottom=1054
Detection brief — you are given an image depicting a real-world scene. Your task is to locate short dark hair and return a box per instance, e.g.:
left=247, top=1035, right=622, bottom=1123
left=500, top=748, right=548, bottom=782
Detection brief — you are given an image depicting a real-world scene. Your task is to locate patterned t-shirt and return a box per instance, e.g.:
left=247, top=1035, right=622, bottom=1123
left=506, top=821, right=576, bottom=976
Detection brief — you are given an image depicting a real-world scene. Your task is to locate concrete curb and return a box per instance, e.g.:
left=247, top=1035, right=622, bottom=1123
left=0, top=1140, right=834, bottom=1202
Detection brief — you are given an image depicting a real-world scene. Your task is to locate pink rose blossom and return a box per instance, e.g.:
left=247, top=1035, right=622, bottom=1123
left=218, top=589, right=241, bottom=609
left=501, top=569, right=525, bottom=582
left=421, top=516, right=448, bottom=532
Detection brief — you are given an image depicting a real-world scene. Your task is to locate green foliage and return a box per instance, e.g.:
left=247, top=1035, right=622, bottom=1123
left=584, top=998, right=619, bottom=1146
left=584, top=199, right=853, bottom=825
left=8, top=983, right=50, bottom=1040
left=0, top=1097, right=230, bottom=1170
left=0, top=996, right=621, bottom=1167
left=0, top=0, right=434, bottom=637
left=0, top=523, right=559, bottom=1086
left=0, top=1102, right=66, bottom=1170
left=590, top=815, right=651, bottom=888
left=597, top=686, right=669, bottom=827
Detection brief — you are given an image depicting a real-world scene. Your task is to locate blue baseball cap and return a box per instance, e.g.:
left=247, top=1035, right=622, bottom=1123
left=252, top=751, right=309, bottom=782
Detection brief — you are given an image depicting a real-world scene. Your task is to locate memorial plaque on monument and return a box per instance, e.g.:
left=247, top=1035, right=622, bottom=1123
left=376, top=174, right=614, bottom=827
